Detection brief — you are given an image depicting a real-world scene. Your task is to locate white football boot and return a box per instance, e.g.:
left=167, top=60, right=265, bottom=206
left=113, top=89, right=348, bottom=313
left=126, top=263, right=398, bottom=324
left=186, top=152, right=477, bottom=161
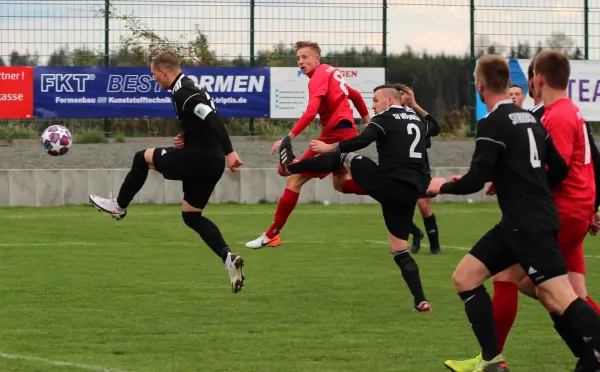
left=225, top=252, right=245, bottom=293
left=89, top=192, right=127, bottom=220
left=245, top=232, right=281, bottom=249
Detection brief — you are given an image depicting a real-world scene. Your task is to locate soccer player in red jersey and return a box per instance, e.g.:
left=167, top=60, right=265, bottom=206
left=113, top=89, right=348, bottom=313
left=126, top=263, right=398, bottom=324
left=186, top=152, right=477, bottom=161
left=245, top=41, right=370, bottom=249
left=445, top=51, right=600, bottom=372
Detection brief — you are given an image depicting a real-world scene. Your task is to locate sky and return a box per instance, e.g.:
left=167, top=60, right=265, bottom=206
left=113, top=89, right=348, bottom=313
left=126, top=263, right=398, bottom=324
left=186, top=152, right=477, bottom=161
left=0, top=0, right=598, bottom=64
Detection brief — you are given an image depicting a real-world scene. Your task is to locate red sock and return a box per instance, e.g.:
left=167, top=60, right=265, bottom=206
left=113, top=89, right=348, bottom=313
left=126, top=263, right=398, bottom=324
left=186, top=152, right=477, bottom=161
left=585, top=296, right=600, bottom=314
left=492, top=281, right=519, bottom=352
left=342, top=179, right=367, bottom=195
left=265, top=188, right=299, bottom=239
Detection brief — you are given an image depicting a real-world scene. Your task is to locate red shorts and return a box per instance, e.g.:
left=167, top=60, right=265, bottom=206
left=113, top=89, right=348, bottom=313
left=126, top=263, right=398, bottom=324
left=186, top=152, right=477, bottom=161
left=299, top=128, right=358, bottom=179
left=558, top=215, right=590, bottom=274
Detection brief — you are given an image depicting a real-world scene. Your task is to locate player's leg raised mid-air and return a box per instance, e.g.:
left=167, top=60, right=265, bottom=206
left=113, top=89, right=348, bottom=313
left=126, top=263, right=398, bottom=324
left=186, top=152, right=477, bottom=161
left=89, top=51, right=246, bottom=294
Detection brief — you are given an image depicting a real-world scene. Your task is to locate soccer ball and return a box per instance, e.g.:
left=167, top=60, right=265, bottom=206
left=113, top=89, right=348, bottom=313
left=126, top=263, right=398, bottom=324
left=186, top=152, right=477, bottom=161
left=41, top=125, right=72, bottom=156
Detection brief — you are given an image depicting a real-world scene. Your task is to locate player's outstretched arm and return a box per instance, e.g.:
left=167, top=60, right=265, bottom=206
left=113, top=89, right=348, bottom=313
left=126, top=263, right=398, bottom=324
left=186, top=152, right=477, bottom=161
left=433, top=134, right=500, bottom=196
left=270, top=96, right=322, bottom=155
left=544, top=134, right=569, bottom=189
left=333, top=122, right=382, bottom=153
left=289, top=96, right=322, bottom=139
left=347, top=86, right=370, bottom=123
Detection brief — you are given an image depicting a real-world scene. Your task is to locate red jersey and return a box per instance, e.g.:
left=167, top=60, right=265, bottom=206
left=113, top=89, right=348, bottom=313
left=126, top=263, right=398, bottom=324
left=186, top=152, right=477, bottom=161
left=543, top=97, right=595, bottom=223
left=290, top=64, right=368, bottom=137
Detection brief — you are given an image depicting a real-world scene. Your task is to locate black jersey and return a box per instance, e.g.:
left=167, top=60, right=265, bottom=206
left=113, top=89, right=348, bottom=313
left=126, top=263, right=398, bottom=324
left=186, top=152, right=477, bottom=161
left=528, top=102, right=545, bottom=121
left=441, top=100, right=568, bottom=232
left=169, top=73, right=233, bottom=156
left=338, top=105, right=430, bottom=193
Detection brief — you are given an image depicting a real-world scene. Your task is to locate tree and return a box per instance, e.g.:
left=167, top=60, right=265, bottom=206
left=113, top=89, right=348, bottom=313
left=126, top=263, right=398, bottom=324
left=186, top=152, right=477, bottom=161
left=96, top=2, right=216, bottom=66
left=0, top=57, right=5, bottom=66
left=9, top=51, right=39, bottom=66
left=47, top=47, right=72, bottom=66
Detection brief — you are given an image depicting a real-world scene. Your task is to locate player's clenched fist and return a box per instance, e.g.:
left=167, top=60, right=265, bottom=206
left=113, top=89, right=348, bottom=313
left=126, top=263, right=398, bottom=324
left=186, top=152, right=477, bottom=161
left=173, top=134, right=184, bottom=148
left=426, top=177, right=447, bottom=196
left=226, top=151, right=244, bottom=172
left=310, top=140, right=334, bottom=154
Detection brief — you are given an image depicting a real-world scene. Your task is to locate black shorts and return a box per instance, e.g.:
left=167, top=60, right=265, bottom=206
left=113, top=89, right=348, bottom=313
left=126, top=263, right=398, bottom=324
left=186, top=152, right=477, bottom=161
left=350, top=155, right=419, bottom=240
left=153, top=147, right=225, bottom=209
left=470, top=224, right=567, bottom=286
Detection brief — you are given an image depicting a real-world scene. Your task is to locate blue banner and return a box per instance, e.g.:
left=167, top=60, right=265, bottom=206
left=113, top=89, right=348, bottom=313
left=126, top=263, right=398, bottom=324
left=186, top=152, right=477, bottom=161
left=33, top=67, right=270, bottom=118
left=476, top=59, right=529, bottom=120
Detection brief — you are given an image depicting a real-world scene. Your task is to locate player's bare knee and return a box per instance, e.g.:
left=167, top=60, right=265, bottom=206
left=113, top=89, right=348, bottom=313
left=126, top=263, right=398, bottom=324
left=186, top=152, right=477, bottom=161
left=144, top=148, right=156, bottom=170
left=182, top=200, right=202, bottom=213
left=285, top=173, right=308, bottom=192
left=387, top=230, right=408, bottom=252
left=332, top=173, right=348, bottom=192
left=518, top=277, right=537, bottom=299
left=568, top=272, right=588, bottom=298
left=453, top=255, right=490, bottom=292
left=536, top=276, right=578, bottom=314
left=417, top=198, right=432, bottom=216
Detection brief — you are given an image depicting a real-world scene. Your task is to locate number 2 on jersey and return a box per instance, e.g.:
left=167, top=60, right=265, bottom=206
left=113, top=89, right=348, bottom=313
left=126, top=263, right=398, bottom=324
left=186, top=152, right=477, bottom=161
left=527, top=128, right=541, bottom=168
left=333, top=70, right=349, bottom=96
left=407, top=123, right=422, bottom=159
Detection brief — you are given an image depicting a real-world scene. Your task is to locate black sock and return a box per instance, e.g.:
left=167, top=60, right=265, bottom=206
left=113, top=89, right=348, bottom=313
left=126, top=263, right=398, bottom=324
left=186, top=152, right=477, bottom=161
left=410, top=222, right=423, bottom=237
left=117, top=150, right=149, bottom=209
left=458, top=285, right=500, bottom=361
left=550, top=312, right=600, bottom=370
left=551, top=312, right=582, bottom=357
left=392, top=250, right=426, bottom=305
left=182, top=212, right=231, bottom=263
left=423, top=214, right=440, bottom=248
left=561, top=298, right=600, bottom=355
left=286, top=152, right=346, bottom=174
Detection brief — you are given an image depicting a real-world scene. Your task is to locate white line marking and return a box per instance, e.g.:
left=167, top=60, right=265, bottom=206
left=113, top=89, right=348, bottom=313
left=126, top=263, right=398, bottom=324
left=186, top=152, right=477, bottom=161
left=1, top=209, right=500, bottom=219
left=0, top=352, right=129, bottom=372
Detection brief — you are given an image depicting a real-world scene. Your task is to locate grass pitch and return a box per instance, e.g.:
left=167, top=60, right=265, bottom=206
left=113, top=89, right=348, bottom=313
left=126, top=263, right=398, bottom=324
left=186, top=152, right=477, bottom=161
left=0, top=202, right=597, bottom=371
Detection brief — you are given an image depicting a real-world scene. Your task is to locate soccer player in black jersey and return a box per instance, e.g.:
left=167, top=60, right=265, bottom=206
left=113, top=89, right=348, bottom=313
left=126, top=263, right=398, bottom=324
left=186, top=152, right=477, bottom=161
left=277, top=84, right=432, bottom=312
left=89, top=51, right=246, bottom=294
left=428, top=54, right=600, bottom=372
left=396, top=84, right=442, bottom=255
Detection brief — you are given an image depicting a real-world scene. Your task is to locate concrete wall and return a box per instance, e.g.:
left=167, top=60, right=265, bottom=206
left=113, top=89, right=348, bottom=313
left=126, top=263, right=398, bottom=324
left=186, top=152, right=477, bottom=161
left=0, top=167, right=497, bottom=207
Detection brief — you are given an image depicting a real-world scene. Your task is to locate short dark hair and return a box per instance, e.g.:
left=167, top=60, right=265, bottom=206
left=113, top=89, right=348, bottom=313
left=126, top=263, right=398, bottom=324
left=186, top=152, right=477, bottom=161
left=152, top=51, right=180, bottom=70
left=534, top=50, right=570, bottom=90
left=475, top=54, right=510, bottom=93
left=374, top=83, right=407, bottom=93
left=527, top=60, right=534, bottom=81
left=509, top=84, right=523, bottom=92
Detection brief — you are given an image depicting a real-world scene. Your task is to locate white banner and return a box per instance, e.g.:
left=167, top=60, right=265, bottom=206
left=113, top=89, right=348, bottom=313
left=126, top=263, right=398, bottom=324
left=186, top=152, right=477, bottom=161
left=477, top=59, right=600, bottom=121
left=269, top=67, right=385, bottom=119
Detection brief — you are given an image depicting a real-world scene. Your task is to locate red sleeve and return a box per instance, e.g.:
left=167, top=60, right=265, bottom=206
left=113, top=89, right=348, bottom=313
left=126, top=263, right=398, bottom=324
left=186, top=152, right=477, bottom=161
left=347, top=85, right=369, bottom=118
left=544, top=114, right=575, bottom=167
left=308, top=70, right=328, bottom=97
left=290, top=95, right=322, bottom=136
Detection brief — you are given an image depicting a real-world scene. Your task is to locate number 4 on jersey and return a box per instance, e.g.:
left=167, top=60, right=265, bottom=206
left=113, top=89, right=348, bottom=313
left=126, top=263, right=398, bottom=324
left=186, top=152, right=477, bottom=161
left=527, top=128, right=541, bottom=168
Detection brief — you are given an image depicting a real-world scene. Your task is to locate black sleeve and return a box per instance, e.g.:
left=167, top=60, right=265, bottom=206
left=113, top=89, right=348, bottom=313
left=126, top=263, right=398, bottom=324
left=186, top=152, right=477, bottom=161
left=545, top=133, right=569, bottom=190
left=440, top=118, right=501, bottom=195
left=424, top=114, right=440, bottom=137
left=175, top=89, right=234, bottom=155
left=336, top=119, right=383, bottom=153
left=586, top=123, right=600, bottom=210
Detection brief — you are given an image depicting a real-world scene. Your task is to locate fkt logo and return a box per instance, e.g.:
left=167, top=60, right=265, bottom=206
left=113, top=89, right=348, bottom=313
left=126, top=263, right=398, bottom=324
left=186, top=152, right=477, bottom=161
left=40, top=74, right=96, bottom=93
